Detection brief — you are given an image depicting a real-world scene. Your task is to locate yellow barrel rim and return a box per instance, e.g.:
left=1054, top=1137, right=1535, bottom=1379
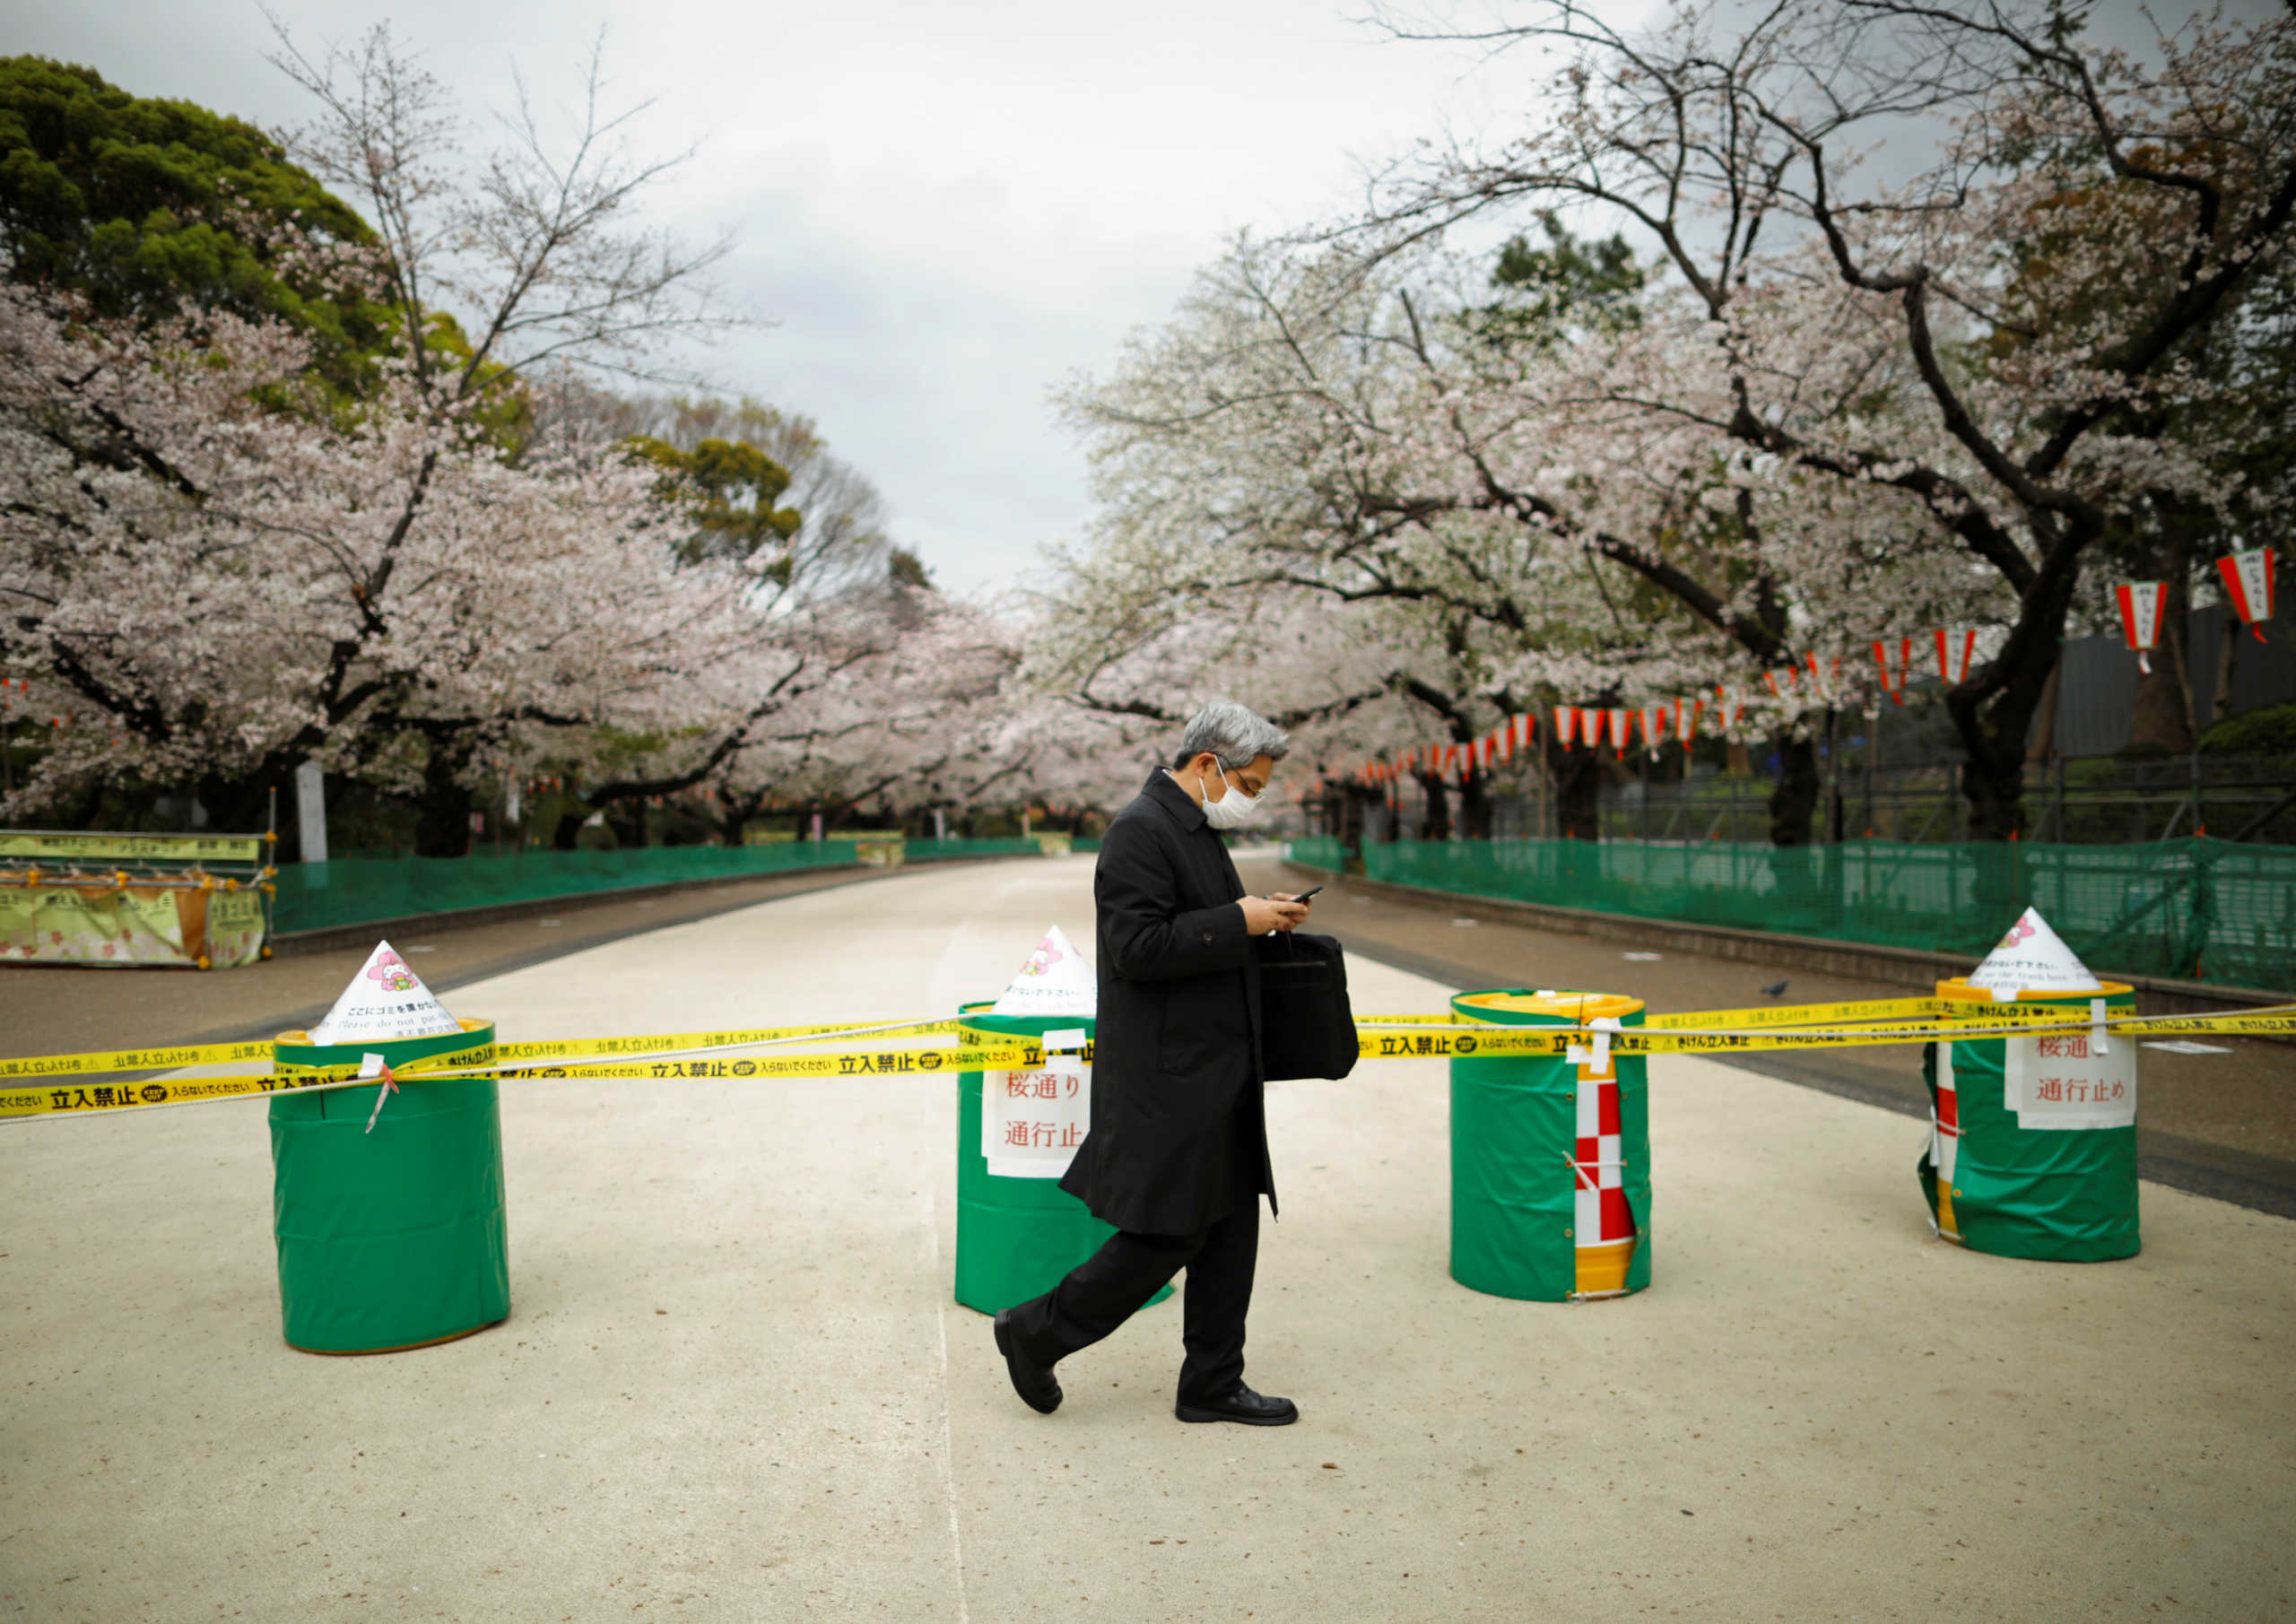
left=1456, top=989, right=1645, bottom=1022
left=274, top=1014, right=495, bottom=1048
left=1935, top=977, right=2133, bottom=1004
left=272, top=1017, right=497, bottom=1078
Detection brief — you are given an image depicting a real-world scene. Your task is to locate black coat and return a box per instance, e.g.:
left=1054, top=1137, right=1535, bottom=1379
left=1058, top=769, right=1276, bottom=1235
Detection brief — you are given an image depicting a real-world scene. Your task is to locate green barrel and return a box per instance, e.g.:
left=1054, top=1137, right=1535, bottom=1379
left=268, top=1020, right=509, bottom=1353
left=952, top=1007, right=1169, bottom=1316
left=1449, top=990, right=1651, bottom=1302
left=1920, top=979, right=2139, bottom=1262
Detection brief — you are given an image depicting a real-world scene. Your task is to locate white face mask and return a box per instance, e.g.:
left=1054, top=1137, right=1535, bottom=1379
left=1198, top=760, right=1263, bottom=830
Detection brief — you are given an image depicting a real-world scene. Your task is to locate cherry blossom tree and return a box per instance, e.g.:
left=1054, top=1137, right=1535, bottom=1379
left=674, top=590, right=1025, bottom=839
left=1053, top=230, right=1986, bottom=842
left=3, top=28, right=1039, bottom=857
left=0, top=288, right=795, bottom=844
left=1352, top=0, right=2296, bottom=837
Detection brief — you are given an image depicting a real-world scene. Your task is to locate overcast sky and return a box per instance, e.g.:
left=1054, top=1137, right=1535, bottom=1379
left=2, top=0, right=1575, bottom=595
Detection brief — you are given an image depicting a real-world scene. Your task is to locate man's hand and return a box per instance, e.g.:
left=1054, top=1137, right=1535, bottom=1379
left=1240, top=895, right=1309, bottom=935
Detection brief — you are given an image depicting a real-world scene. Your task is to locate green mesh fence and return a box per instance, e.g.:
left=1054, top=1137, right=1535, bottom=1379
left=273, top=841, right=863, bottom=935
left=904, top=838, right=1044, bottom=862
left=1286, top=837, right=1348, bottom=873
left=1288, top=837, right=2296, bottom=992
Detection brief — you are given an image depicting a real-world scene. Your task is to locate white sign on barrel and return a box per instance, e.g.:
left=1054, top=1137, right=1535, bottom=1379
left=983, top=1026, right=1091, bottom=1178
left=2005, top=1029, right=2137, bottom=1130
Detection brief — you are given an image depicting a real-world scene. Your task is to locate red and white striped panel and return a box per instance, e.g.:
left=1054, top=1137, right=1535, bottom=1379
left=1932, top=1043, right=1959, bottom=1186
left=1573, top=1055, right=1633, bottom=1245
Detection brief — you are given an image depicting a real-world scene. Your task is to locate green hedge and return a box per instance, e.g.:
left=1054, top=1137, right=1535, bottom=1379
left=1352, top=837, right=2295, bottom=991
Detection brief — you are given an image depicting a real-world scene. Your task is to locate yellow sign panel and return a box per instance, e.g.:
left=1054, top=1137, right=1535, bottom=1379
left=0, top=831, right=264, bottom=864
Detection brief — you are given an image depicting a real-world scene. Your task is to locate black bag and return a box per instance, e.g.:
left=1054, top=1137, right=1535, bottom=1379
left=1253, top=931, right=1357, bottom=1081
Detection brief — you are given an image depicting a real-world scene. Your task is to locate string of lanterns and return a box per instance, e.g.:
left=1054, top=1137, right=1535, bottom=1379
left=1330, top=549, right=2276, bottom=789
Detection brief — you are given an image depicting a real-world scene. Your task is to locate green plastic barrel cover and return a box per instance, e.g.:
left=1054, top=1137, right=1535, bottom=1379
left=954, top=1008, right=1169, bottom=1316
left=1448, top=990, right=1651, bottom=1303
left=1920, top=988, right=2139, bottom=1263
left=269, top=1022, right=509, bottom=1352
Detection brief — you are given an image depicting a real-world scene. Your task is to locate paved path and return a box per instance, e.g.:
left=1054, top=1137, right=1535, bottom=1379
left=4, top=855, right=2292, bottom=1621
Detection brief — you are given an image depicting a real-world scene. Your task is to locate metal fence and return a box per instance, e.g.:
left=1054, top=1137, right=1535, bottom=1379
left=1591, top=754, right=2296, bottom=847
left=1287, top=834, right=2296, bottom=991
left=1291, top=753, right=2296, bottom=847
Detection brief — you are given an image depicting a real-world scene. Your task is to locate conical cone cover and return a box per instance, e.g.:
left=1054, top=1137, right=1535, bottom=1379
left=1966, top=908, right=2100, bottom=996
left=989, top=925, right=1096, bottom=1016
left=309, top=940, right=465, bottom=1045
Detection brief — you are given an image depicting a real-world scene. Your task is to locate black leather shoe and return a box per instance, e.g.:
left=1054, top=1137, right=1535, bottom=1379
left=993, top=1308, right=1061, bottom=1414
left=1175, top=1384, right=1298, bottom=1426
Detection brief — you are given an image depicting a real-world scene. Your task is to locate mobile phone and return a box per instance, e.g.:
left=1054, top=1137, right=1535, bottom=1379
left=1292, top=885, right=1324, bottom=901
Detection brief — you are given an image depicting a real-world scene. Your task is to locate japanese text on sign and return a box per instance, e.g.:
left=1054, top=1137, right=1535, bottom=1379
left=2002, top=1031, right=2137, bottom=1130
left=982, top=1027, right=1091, bottom=1177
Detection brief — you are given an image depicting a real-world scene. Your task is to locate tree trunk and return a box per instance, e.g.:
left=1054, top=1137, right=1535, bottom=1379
left=606, top=799, right=646, bottom=850
left=194, top=766, right=287, bottom=848
left=1458, top=769, right=1493, bottom=838
left=2128, top=553, right=2196, bottom=751
left=1955, top=725, right=2030, bottom=842
left=1949, top=647, right=2049, bottom=841
left=1416, top=772, right=1452, bottom=840
left=1336, top=784, right=1370, bottom=853
left=2210, top=610, right=2241, bottom=727
left=718, top=794, right=766, bottom=847
left=412, top=739, right=476, bottom=858
left=1552, top=747, right=1601, bottom=840
left=1945, top=551, right=2094, bottom=842
left=1769, top=731, right=1819, bottom=847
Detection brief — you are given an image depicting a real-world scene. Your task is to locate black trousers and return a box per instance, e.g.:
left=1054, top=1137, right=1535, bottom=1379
left=1005, top=1107, right=1262, bottom=1405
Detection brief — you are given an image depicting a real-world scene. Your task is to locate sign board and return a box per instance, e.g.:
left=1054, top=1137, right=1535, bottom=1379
left=0, top=831, right=264, bottom=864
left=982, top=1027, right=1091, bottom=1178
left=2003, top=1029, right=2136, bottom=1130
left=294, top=761, right=328, bottom=864
left=0, top=882, right=264, bottom=968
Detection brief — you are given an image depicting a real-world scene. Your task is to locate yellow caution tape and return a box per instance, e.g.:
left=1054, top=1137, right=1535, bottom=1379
left=492, top=1015, right=961, bottom=1064
left=0, top=1018, right=964, bottom=1082
left=2, top=1043, right=1048, bottom=1120
left=1644, top=995, right=2142, bottom=1029
left=1359, top=996, right=2063, bottom=1031
left=1649, top=996, right=1952, bottom=1029
left=496, top=1043, right=1042, bottom=1081
left=7, top=1003, right=2291, bottom=1125
left=0, top=1038, right=278, bottom=1081
left=1370, top=1006, right=2296, bottom=1058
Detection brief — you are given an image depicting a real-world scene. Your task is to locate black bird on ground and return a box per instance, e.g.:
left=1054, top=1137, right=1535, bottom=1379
left=1760, top=979, right=1789, bottom=998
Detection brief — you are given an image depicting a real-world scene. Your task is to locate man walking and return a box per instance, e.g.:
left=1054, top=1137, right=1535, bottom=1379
left=994, top=702, right=1311, bottom=1426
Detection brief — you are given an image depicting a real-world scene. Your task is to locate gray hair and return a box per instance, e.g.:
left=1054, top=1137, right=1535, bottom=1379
left=1170, top=701, right=1291, bottom=770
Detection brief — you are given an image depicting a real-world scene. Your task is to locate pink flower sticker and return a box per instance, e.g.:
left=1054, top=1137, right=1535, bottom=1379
left=367, top=950, right=419, bottom=993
